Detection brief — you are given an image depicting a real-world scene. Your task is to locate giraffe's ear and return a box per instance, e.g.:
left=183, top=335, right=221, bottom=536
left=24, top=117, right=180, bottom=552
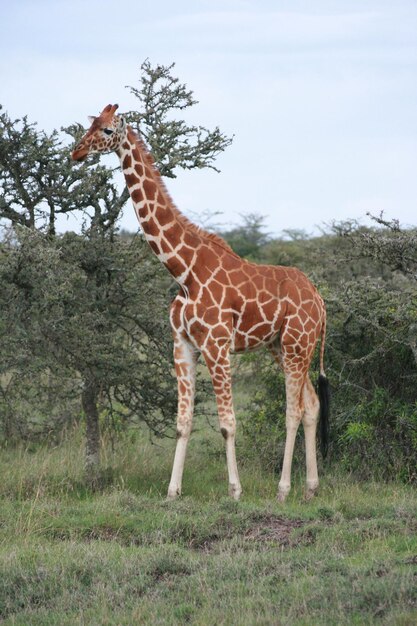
left=88, top=116, right=96, bottom=124
left=119, top=116, right=126, bottom=128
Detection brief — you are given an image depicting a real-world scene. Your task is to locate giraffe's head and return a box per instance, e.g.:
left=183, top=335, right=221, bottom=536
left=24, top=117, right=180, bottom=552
left=72, top=104, right=126, bottom=161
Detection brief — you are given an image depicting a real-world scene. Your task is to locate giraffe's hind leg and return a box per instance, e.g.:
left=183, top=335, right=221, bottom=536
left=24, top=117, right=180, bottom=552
left=269, top=330, right=314, bottom=503
left=302, top=375, right=320, bottom=500
left=277, top=366, right=306, bottom=502
left=269, top=340, right=302, bottom=501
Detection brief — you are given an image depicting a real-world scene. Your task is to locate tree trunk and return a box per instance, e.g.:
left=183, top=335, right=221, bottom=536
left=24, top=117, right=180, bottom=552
left=81, top=378, right=100, bottom=489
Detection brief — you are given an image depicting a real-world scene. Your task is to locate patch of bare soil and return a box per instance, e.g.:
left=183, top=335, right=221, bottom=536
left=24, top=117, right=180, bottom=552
left=194, top=515, right=313, bottom=553
left=85, top=527, right=126, bottom=542
left=404, top=555, right=417, bottom=565
left=244, top=515, right=307, bottom=547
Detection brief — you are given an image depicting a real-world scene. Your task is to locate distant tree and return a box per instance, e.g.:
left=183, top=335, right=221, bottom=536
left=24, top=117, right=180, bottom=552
left=221, top=213, right=270, bottom=259
left=280, top=228, right=310, bottom=241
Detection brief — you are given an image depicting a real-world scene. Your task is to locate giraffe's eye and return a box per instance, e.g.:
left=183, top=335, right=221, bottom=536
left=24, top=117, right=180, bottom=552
left=103, top=128, right=113, bottom=136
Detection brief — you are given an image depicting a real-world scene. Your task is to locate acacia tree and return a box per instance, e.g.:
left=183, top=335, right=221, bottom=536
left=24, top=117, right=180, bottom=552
left=0, top=106, right=119, bottom=235
left=351, top=213, right=417, bottom=279
left=125, top=59, right=233, bottom=178
left=340, top=214, right=417, bottom=369
left=0, top=60, right=232, bottom=485
left=1, top=228, right=176, bottom=477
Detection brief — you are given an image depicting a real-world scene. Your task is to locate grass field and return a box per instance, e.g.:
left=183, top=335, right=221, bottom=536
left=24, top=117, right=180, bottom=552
left=0, top=423, right=416, bottom=625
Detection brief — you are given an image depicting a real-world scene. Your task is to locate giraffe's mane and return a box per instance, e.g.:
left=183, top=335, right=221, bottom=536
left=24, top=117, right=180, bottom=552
left=127, top=127, right=241, bottom=259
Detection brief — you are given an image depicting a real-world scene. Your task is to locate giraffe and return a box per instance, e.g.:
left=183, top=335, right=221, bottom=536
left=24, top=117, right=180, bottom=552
left=72, top=104, right=330, bottom=502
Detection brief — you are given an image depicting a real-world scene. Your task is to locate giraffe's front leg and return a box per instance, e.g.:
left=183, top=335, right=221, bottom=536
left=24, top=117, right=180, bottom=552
left=202, top=344, right=242, bottom=501
left=167, top=333, right=197, bottom=500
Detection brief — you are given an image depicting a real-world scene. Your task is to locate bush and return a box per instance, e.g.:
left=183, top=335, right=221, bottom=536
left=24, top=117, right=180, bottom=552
left=338, top=389, right=417, bottom=483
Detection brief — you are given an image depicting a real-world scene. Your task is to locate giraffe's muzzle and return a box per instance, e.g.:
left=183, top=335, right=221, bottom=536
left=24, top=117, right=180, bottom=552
left=71, top=146, right=89, bottom=161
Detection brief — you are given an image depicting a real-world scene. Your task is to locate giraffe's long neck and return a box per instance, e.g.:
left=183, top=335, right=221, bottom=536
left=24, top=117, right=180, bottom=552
left=117, top=127, right=202, bottom=285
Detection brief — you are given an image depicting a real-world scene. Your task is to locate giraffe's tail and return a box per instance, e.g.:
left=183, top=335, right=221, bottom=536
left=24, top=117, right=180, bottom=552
left=317, top=313, right=330, bottom=458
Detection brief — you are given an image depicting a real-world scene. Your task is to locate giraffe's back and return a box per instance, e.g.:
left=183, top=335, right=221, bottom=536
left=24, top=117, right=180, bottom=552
left=228, top=261, right=324, bottom=353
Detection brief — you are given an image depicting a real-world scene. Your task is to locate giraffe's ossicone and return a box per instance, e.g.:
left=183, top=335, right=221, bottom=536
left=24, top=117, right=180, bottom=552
left=72, top=104, right=330, bottom=502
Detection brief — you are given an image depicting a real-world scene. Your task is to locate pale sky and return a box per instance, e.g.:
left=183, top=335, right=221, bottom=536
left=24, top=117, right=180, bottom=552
left=1, top=0, right=416, bottom=235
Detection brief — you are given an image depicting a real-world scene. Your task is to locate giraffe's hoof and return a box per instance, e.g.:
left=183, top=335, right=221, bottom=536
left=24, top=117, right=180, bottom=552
left=304, top=487, right=318, bottom=502
left=167, top=488, right=180, bottom=501
left=229, top=484, right=242, bottom=501
left=277, top=486, right=290, bottom=503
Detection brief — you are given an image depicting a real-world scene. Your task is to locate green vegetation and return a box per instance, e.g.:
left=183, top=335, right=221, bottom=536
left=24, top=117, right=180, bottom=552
left=0, top=60, right=416, bottom=624
left=0, top=426, right=416, bottom=625
left=1, top=61, right=415, bottom=485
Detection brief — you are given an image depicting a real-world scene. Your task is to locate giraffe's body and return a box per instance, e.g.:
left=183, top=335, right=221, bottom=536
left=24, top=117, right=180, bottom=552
left=72, top=104, right=329, bottom=501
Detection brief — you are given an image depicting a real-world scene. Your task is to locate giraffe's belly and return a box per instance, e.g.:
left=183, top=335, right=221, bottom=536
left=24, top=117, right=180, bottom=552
left=231, top=298, right=285, bottom=353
